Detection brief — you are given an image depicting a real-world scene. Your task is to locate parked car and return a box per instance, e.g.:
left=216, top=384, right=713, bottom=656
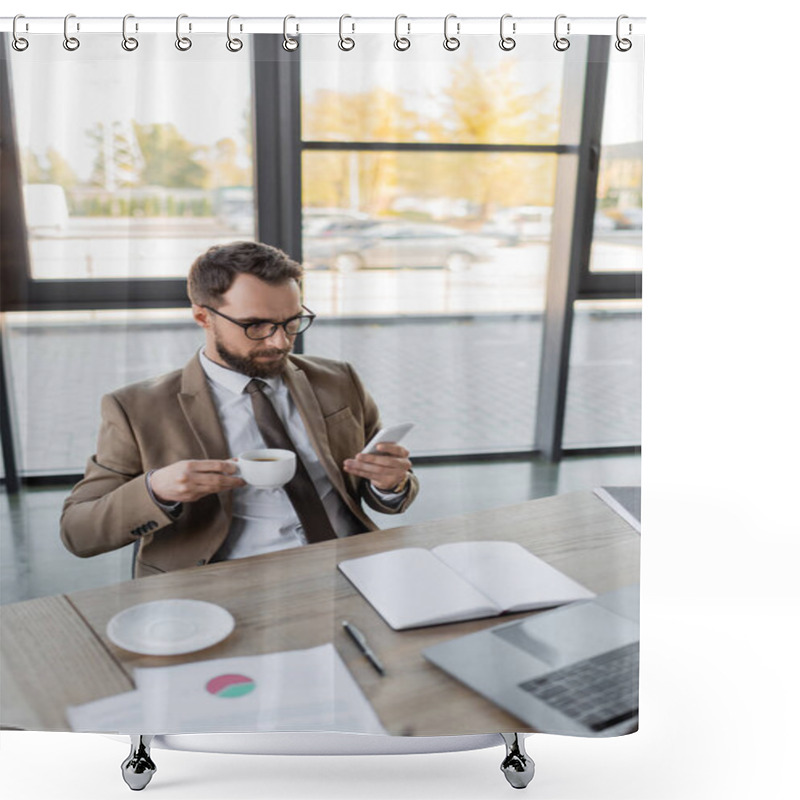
left=611, top=207, right=643, bottom=230
left=599, top=206, right=643, bottom=231
left=303, top=210, right=376, bottom=238
left=304, top=221, right=491, bottom=272
left=302, top=210, right=377, bottom=268
left=484, top=206, right=553, bottom=245
left=593, top=210, right=618, bottom=232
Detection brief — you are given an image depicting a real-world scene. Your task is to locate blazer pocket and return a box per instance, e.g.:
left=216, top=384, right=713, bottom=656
left=324, top=406, right=357, bottom=428
left=323, top=406, right=362, bottom=460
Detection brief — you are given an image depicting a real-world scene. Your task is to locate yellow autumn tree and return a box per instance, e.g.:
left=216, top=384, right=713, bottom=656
left=412, top=54, right=561, bottom=218
left=197, top=137, right=251, bottom=190
left=302, top=87, right=422, bottom=213
left=301, top=55, right=561, bottom=221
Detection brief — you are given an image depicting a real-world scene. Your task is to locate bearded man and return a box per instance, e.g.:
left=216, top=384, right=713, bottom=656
left=61, top=241, right=418, bottom=577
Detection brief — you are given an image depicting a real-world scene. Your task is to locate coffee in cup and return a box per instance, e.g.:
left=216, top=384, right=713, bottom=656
left=236, top=449, right=296, bottom=488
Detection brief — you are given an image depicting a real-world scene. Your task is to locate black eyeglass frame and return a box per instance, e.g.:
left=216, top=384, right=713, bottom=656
left=201, top=304, right=317, bottom=340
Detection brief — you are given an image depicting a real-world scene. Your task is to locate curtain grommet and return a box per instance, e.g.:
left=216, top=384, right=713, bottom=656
left=499, top=14, right=516, bottom=51
left=12, top=15, right=30, bottom=51
left=615, top=15, right=633, bottom=51
left=176, top=14, right=192, bottom=51
left=121, top=14, right=139, bottom=51
left=226, top=15, right=243, bottom=52
left=63, top=13, right=80, bottom=51
left=443, top=14, right=460, bottom=51
left=553, top=14, right=570, bottom=52
left=338, top=15, right=355, bottom=51
left=394, top=15, right=411, bottom=51
left=283, top=15, right=299, bottom=51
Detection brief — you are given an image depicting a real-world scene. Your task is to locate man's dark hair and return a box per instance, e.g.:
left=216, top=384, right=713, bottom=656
left=187, top=241, right=303, bottom=306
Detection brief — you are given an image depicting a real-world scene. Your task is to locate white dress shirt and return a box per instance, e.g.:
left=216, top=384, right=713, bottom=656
left=198, top=350, right=399, bottom=561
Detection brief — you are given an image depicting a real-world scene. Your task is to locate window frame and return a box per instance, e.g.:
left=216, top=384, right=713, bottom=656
left=0, top=34, right=641, bottom=487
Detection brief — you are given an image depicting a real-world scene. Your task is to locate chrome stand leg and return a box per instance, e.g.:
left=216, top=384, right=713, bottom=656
left=500, top=733, right=535, bottom=789
left=121, top=735, right=157, bottom=791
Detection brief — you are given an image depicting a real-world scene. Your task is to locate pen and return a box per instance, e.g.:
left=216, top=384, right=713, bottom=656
left=342, top=620, right=385, bottom=676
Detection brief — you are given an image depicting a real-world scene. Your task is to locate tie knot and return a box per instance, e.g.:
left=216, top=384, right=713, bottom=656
left=245, top=378, right=267, bottom=395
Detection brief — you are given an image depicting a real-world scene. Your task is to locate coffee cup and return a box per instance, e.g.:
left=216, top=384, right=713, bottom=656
left=236, top=449, right=296, bottom=488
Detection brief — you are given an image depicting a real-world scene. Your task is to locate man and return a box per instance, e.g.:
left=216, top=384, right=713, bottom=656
left=61, top=242, right=418, bottom=577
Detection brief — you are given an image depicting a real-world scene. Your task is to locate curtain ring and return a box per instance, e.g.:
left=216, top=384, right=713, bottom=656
left=122, top=14, right=139, bottom=51
left=394, top=15, right=411, bottom=51
left=12, top=15, right=29, bottom=52
left=283, top=15, right=299, bottom=51
left=226, top=15, right=243, bottom=52
left=615, top=15, right=633, bottom=52
left=63, top=13, right=80, bottom=51
left=443, top=14, right=460, bottom=51
left=175, top=14, right=192, bottom=51
left=553, top=14, right=570, bottom=52
left=499, top=14, right=516, bottom=51
left=338, top=15, right=355, bottom=51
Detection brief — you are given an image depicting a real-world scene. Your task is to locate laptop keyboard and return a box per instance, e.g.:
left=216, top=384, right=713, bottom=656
left=518, top=641, right=639, bottom=732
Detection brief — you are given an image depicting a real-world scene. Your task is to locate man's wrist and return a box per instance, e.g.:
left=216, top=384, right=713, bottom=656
left=145, top=470, right=182, bottom=518
left=372, top=472, right=410, bottom=496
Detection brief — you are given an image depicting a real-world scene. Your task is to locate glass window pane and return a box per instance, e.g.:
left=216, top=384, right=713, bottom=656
left=301, top=150, right=556, bottom=454
left=304, top=317, right=540, bottom=457
left=590, top=51, right=644, bottom=273
left=9, top=36, right=255, bottom=281
left=299, top=37, right=570, bottom=456
left=301, top=35, right=565, bottom=145
left=563, top=300, right=642, bottom=447
left=302, top=151, right=557, bottom=316
left=5, top=310, right=199, bottom=473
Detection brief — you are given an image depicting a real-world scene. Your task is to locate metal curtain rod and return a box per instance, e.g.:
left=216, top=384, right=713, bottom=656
left=1, top=15, right=646, bottom=36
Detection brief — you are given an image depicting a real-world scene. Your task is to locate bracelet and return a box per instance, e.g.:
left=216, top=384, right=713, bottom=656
left=389, top=473, right=410, bottom=494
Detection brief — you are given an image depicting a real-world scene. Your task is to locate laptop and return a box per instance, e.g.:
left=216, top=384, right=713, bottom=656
left=422, top=584, right=640, bottom=737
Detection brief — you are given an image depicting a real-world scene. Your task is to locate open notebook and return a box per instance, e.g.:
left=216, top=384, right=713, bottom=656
left=338, top=541, right=594, bottom=630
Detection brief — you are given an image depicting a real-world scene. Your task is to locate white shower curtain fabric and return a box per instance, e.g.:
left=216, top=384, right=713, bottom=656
left=0, top=22, right=643, bottom=739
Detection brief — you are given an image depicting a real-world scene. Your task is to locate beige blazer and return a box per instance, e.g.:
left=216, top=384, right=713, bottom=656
left=61, top=353, right=419, bottom=577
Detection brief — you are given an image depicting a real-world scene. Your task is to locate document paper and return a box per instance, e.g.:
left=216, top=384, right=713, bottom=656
left=66, top=644, right=386, bottom=735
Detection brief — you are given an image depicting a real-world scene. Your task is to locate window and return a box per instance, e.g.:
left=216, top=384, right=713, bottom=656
left=1, top=34, right=642, bottom=481
left=590, top=52, right=644, bottom=274
left=2, top=35, right=254, bottom=474
left=564, top=300, right=642, bottom=447
left=298, top=35, right=574, bottom=455
left=301, top=36, right=564, bottom=146
left=4, top=310, right=198, bottom=473
left=9, top=35, right=254, bottom=284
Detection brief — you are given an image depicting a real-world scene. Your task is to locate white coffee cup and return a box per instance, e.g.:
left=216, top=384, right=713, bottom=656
left=236, top=449, right=296, bottom=488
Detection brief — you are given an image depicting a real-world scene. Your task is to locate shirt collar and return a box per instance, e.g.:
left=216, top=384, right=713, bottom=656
left=199, top=348, right=282, bottom=395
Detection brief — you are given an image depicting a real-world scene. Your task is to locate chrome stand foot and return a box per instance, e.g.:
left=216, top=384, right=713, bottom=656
left=121, top=735, right=156, bottom=791
left=500, top=733, right=535, bottom=789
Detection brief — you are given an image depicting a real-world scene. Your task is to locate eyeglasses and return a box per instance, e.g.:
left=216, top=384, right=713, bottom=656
left=202, top=304, right=316, bottom=340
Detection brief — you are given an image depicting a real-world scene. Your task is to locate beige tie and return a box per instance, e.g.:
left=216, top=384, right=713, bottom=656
left=245, top=379, right=337, bottom=544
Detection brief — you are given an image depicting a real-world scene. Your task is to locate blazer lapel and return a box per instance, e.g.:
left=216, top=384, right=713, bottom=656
left=177, top=353, right=233, bottom=516
left=283, top=361, right=351, bottom=503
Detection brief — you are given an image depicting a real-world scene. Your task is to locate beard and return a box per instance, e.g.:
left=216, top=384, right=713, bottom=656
left=215, top=337, right=291, bottom=379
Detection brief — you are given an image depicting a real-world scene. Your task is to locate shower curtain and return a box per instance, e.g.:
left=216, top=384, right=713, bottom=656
left=0, top=14, right=644, bottom=742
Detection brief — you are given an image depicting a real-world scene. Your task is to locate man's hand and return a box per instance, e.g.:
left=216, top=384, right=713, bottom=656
left=149, top=460, right=246, bottom=504
left=343, top=443, right=412, bottom=492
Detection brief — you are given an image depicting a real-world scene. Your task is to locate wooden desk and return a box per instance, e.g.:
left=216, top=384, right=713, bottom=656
left=0, top=491, right=639, bottom=734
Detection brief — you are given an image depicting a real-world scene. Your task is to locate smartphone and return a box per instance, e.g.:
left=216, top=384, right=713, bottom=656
left=360, top=422, right=415, bottom=455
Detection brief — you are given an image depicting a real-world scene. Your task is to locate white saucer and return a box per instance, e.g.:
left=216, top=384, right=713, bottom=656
left=106, top=599, right=236, bottom=656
